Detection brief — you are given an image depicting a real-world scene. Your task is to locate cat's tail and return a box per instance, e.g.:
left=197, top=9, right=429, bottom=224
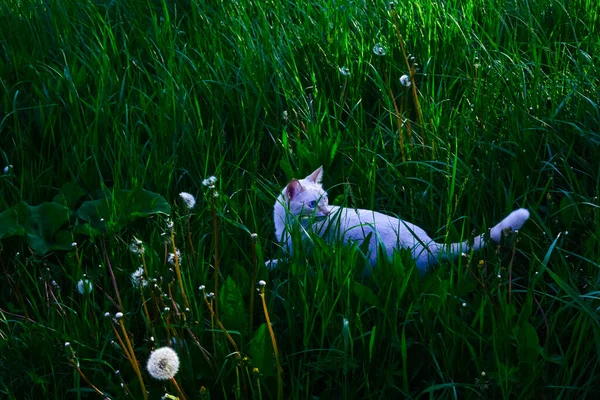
left=440, top=208, right=530, bottom=261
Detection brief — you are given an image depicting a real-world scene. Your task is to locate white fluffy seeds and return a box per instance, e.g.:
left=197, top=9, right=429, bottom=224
left=400, top=74, right=411, bottom=87
left=179, top=192, right=196, bottom=210
left=146, top=347, right=180, bottom=380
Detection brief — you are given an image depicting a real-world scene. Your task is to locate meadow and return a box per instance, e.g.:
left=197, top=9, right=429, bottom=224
left=1, top=0, right=600, bottom=398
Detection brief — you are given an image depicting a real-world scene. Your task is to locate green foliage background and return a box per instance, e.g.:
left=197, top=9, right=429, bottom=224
left=1, top=0, right=599, bottom=398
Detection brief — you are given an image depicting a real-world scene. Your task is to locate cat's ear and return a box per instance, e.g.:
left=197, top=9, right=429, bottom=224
left=306, top=166, right=323, bottom=184
left=285, top=179, right=303, bottom=200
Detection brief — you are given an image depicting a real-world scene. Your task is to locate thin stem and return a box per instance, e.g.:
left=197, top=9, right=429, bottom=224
left=102, top=239, right=124, bottom=311
left=119, top=319, right=148, bottom=400
left=170, top=230, right=190, bottom=309
left=69, top=358, right=106, bottom=397
left=186, top=212, right=196, bottom=265
left=259, top=291, right=282, bottom=400
left=211, top=194, right=220, bottom=317
left=202, top=293, right=239, bottom=353
left=170, top=377, right=188, bottom=400
left=249, top=235, right=258, bottom=329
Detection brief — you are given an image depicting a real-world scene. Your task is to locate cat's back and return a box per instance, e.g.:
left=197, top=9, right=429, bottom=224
left=328, top=206, right=431, bottom=245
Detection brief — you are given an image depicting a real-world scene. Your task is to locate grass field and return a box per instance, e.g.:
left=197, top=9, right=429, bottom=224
left=1, top=0, right=600, bottom=398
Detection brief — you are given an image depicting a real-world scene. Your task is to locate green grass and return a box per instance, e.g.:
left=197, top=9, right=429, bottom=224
left=1, top=0, right=600, bottom=398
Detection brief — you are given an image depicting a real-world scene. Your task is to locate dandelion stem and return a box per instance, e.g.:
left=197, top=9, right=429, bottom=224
left=386, top=70, right=407, bottom=162
left=508, top=243, right=517, bottom=304
left=249, top=236, right=258, bottom=329
left=202, top=292, right=239, bottom=352
left=102, top=239, right=124, bottom=312
left=110, top=322, right=133, bottom=362
left=69, top=358, right=106, bottom=397
left=211, top=194, right=220, bottom=317
left=186, top=213, right=196, bottom=264
left=170, top=230, right=190, bottom=310
left=170, top=377, right=188, bottom=400
left=259, top=290, right=282, bottom=400
left=391, top=8, right=424, bottom=145
left=118, top=319, right=148, bottom=400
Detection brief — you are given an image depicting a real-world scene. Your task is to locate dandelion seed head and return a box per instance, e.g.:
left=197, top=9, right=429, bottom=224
left=400, top=74, right=411, bottom=87
left=129, top=240, right=144, bottom=255
left=481, top=371, right=486, bottom=376
left=77, top=279, right=93, bottom=295
left=339, top=66, right=351, bottom=76
left=258, top=280, right=266, bottom=287
left=104, top=312, right=111, bottom=318
left=64, top=342, right=71, bottom=347
left=146, top=347, right=180, bottom=380
left=167, top=250, right=181, bottom=265
left=250, top=233, right=258, bottom=241
left=115, top=312, right=123, bottom=319
left=372, top=43, right=386, bottom=56
left=199, top=285, right=206, bottom=291
left=462, top=302, right=467, bottom=307
left=71, top=242, right=77, bottom=247
left=131, top=267, right=148, bottom=288
left=202, top=176, right=218, bottom=188
left=179, top=192, right=196, bottom=210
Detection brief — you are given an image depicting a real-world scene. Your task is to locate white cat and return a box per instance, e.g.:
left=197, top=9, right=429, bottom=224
left=271, top=166, right=530, bottom=274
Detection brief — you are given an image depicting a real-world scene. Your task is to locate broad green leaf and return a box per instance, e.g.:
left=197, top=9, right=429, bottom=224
left=77, top=188, right=170, bottom=233
left=231, top=263, right=251, bottom=296
left=518, top=321, right=540, bottom=364
left=351, top=281, right=379, bottom=308
left=247, top=323, right=276, bottom=377
left=219, top=278, right=246, bottom=334
left=0, top=202, right=72, bottom=255
left=53, top=182, right=85, bottom=209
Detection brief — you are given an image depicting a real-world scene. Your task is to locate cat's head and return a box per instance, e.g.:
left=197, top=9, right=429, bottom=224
left=282, top=166, right=330, bottom=217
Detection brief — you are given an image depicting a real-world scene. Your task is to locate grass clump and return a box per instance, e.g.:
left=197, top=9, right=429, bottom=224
left=1, top=0, right=600, bottom=398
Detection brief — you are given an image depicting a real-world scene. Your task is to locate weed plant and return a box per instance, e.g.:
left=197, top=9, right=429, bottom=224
left=1, top=0, right=600, bottom=399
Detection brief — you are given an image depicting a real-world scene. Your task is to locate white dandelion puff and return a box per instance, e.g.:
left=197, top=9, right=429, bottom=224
left=202, top=176, right=218, bottom=188
left=147, top=347, right=180, bottom=380
left=400, top=74, right=411, bottom=87
left=339, top=66, right=351, bottom=76
left=131, top=267, right=148, bottom=288
left=372, top=43, right=386, bottom=56
left=167, top=250, right=181, bottom=265
left=129, top=239, right=144, bottom=255
left=179, top=192, right=196, bottom=210
left=77, top=279, right=93, bottom=295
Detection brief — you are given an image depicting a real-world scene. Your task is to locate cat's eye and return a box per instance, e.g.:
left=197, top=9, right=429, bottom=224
left=307, top=200, right=317, bottom=208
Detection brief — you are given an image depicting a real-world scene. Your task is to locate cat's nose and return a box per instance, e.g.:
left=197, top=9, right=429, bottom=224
left=319, top=206, right=330, bottom=216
